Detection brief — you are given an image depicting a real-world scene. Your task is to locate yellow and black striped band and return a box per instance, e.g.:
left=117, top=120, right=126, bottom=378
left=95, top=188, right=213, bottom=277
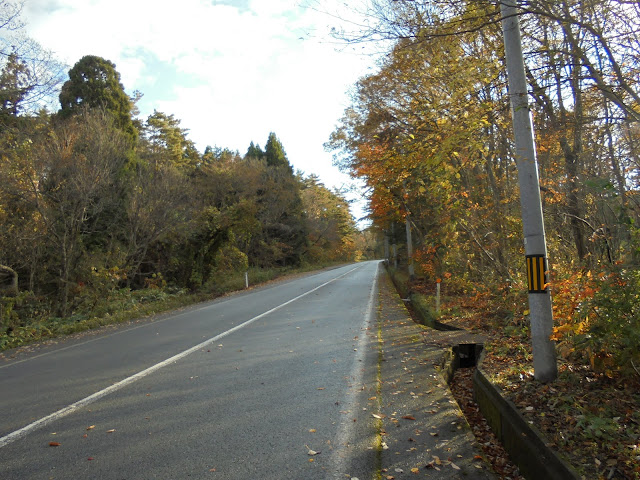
left=526, top=255, right=548, bottom=293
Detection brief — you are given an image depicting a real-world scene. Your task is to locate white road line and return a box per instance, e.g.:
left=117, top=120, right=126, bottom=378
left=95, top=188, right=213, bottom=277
left=0, top=302, right=221, bottom=370
left=329, top=262, right=379, bottom=478
left=0, top=265, right=363, bottom=449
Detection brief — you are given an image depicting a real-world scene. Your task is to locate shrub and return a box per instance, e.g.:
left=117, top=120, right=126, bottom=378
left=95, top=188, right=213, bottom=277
left=215, top=245, right=249, bottom=273
left=552, top=265, right=640, bottom=377
left=581, top=267, right=640, bottom=376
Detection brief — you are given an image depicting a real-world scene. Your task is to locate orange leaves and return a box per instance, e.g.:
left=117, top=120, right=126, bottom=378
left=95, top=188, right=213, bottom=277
left=550, top=319, right=589, bottom=342
left=413, top=244, right=441, bottom=277
left=357, top=142, right=390, bottom=161
left=550, top=270, right=601, bottom=345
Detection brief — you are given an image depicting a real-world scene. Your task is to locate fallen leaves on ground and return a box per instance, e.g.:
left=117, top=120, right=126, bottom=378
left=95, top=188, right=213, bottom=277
left=429, top=291, right=640, bottom=480
left=449, top=358, right=528, bottom=479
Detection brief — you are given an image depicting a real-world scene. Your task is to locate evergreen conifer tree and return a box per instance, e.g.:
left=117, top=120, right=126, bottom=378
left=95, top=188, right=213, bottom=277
left=245, top=141, right=264, bottom=159
left=264, top=132, right=291, bottom=171
left=59, top=55, right=136, bottom=141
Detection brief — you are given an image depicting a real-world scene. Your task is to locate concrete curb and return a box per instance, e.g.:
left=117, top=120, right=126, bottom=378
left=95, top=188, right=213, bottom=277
left=385, top=267, right=582, bottom=480
left=472, top=356, right=581, bottom=480
left=433, top=329, right=582, bottom=479
left=377, top=270, right=495, bottom=479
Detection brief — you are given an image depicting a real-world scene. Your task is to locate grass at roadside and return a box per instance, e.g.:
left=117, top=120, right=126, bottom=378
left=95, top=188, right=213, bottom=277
left=0, top=263, right=346, bottom=352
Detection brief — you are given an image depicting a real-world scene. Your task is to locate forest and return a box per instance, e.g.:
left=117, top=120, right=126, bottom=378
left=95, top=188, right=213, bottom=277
left=326, top=2, right=640, bottom=475
left=1, top=0, right=640, bottom=475
left=0, top=5, right=368, bottom=348
left=327, top=0, right=640, bottom=378
left=0, top=0, right=637, bottom=376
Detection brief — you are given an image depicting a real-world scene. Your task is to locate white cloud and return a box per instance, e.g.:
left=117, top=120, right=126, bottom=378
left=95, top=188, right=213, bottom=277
left=21, top=0, right=377, bottom=221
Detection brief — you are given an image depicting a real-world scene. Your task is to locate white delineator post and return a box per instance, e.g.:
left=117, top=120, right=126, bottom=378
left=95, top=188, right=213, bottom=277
left=500, top=0, right=557, bottom=382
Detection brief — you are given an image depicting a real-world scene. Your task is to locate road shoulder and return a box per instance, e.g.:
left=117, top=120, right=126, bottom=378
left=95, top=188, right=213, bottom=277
left=376, top=269, right=495, bottom=479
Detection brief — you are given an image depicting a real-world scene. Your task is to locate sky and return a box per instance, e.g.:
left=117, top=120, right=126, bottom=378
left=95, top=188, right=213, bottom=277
left=20, top=0, right=380, bottom=224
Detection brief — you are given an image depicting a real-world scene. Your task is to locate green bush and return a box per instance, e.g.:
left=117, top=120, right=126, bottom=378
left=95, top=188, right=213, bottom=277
left=215, top=245, right=249, bottom=273
left=387, top=266, right=410, bottom=299
left=410, top=292, right=438, bottom=327
left=0, top=296, right=19, bottom=331
left=1, top=292, right=50, bottom=332
left=578, top=267, right=640, bottom=376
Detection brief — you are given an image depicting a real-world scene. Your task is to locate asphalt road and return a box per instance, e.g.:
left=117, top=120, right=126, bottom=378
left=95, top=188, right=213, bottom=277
left=0, top=261, right=382, bottom=479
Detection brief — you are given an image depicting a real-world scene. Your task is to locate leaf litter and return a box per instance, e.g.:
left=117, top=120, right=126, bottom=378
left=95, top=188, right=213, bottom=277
left=426, top=291, right=640, bottom=480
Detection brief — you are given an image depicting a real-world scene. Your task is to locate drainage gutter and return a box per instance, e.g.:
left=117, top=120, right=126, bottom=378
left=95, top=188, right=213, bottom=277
left=472, top=355, right=581, bottom=480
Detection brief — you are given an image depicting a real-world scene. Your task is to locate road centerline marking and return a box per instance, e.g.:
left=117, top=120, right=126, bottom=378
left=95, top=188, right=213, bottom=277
left=0, top=265, right=363, bottom=449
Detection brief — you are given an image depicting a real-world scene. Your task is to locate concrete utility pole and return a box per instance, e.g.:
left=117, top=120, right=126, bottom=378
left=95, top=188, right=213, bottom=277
left=500, top=0, right=557, bottom=382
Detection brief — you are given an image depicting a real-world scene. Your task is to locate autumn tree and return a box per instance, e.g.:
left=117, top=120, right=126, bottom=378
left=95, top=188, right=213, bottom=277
left=328, top=22, right=513, bottom=282
left=334, top=0, right=640, bottom=265
left=162, top=155, right=260, bottom=289
left=330, top=0, right=640, bottom=377
left=0, top=2, right=65, bottom=119
left=0, top=108, right=131, bottom=315
left=122, top=162, right=192, bottom=287
left=251, top=166, right=307, bottom=267
left=0, top=113, right=47, bottom=293
left=0, top=28, right=355, bottom=331
left=300, top=175, right=357, bottom=262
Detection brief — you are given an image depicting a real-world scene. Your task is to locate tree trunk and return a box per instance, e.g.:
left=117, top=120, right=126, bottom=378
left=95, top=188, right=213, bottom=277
left=384, top=229, right=390, bottom=265
left=485, top=153, right=509, bottom=276
left=405, top=213, right=414, bottom=279
left=561, top=141, right=587, bottom=260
